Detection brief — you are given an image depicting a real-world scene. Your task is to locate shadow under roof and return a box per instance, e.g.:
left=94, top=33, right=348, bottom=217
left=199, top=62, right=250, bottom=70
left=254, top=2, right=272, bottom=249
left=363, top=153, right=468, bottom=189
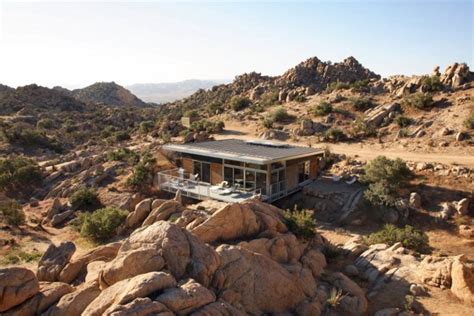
left=163, top=139, right=324, bottom=164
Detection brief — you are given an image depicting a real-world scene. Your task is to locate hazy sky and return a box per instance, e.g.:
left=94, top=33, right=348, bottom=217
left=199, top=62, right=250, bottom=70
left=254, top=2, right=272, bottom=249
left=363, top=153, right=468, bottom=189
left=0, top=0, right=472, bottom=88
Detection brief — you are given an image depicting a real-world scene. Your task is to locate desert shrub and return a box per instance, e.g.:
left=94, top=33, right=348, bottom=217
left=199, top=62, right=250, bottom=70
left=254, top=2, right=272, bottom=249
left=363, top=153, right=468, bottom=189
left=294, top=95, right=307, bottom=103
left=403, top=93, right=433, bottom=109
left=113, top=130, right=131, bottom=142
left=327, top=288, right=344, bottom=308
left=326, top=79, right=370, bottom=93
left=351, top=97, right=374, bottom=112
left=322, top=243, right=342, bottom=260
left=207, top=102, right=224, bottom=114
left=183, top=110, right=199, bottom=118
left=283, top=208, right=316, bottom=238
left=263, top=117, right=274, bottom=129
left=360, top=156, right=412, bottom=206
left=3, top=128, right=52, bottom=148
left=80, top=207, right=128, bottom=242
left=36, top=118, right=54, bottom=129
left=269, top=107, right=292, bottom=123
left=321, top=146, right=337, bottom=169
left=365, top=224, right=430, bottom=253
left=190, top=120, right=225, bottom=133
left=0, top=157, right=42, bottom=193
left=101, top=126, right=115, bottom=139
left=395, top=116, right=413, bottom=128
left=139, top=121, right=154, bottom=134
left=464, top=112, right=474, bottom=129
left=351, top=119, right=377, bottom=138
left=106, top=148, right=139, bottom=164
left=313, top=102, right=333, bottom=116
left=0, top=199, right=25, bottom=226
left=229, top=96, right=252, bottom=111
left=69, top=187, right=100, bottom=210
left=421, top=75, right=443, bottom=92
left=323, top=128, right=345, bottom=142
left=259, top=91, right=279, bottom=107
left=127, top=151, right=156, bottom=188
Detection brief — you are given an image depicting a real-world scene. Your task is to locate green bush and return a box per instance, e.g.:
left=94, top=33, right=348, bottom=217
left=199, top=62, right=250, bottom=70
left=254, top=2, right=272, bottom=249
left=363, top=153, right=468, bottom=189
left=113, top=130, right=131, bottom=142
left=351, top=98, right=374, bottom=112
left=324, top=128, right=345, bottom=142
left=326, top=79, right=370, bottom=93
left=283, top=208, right=316, bottom=238
left=37, top=118, right=54, bottom=129
left=263, top=117, right=274, bottom=129
left=403, top=93, right=433, bottom=109
left=351, top=119, right=377, bottom=138
left=395, top=116, right=413, bottom=128
left=69, top=187, right=100, bottom=210
left=313, top=102, right=333, bottom=116
left=269, top=107, right=292, bottom=123
left=139, top=121, right=154, bottom=134
left=421, top=75, right=443, bottom=92
left=229, top=96, right=252, bottom=111
left=106, top=148, right=139, bottom=164
left=190, top=120, right=224, bottom=133
left=101, top=126, right=115, bottom=139
left=3, top=128, right=52, bottom=148
left=360, top=156, right=411, bottom=206
left=0, top=157, right=42, bottom=193
left=183, top=110, right=199, bottom=118
left=464, top=112, right=474, bottom=129
left=80, top=207, right=128, bottom=242
left=365, top=224, right=430, bottom=253
left=207, top=102, right=224, bottom=114
left=294, top=95, right=307, bottom=103
left=0, top=199, right=25, bottom=226
left=259, top=91, right=279, bottom=107
left=126, top=151, right=156, bottom=188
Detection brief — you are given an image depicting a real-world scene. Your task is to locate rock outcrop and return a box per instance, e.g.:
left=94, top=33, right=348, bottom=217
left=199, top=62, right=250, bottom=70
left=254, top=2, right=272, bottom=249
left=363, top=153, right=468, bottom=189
left=0, top=267, right=40, bottom=312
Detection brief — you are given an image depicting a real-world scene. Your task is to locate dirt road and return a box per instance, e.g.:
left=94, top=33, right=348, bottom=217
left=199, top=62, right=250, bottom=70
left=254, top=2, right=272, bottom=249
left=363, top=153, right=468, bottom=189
left=217, top=122, right=474, bottom=167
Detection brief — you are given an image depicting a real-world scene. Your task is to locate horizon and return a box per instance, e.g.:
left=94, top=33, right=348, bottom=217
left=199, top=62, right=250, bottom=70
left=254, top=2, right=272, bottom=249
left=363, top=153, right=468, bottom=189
left=0, top=0, right=472, bottom=88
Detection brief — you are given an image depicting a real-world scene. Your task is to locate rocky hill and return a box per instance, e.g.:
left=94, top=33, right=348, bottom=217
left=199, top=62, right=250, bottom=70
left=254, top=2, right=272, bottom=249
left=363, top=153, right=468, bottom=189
left=72, top=82, right=147, bottom=107
left=0, top=84, right=85, bottom=115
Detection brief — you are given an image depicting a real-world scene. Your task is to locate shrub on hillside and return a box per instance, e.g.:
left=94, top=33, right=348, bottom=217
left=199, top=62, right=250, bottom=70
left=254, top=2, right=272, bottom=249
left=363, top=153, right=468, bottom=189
left=403, top=93, right=433, bottom=109
left=365, top=224, right=430, bottom=253
left=351, top=97, right=374, bottom=112
left=259, top=91, right=279, bottom=107
left=294, top=95, right=307, bottom=103
left=207, top=102, right=224, bottom=114
left=323, top=128, right=345, bottom=142
left=464, top=112, right=474, bottom=129
left=420, top=75, right=443, bottom=92
left=190, top=119, right=225, bottom=133
left=0, top=157, right=42, bottom=193
left=79, top=207, right=128, bottom=242
left=69, top=187, right=100, bottom=210
left=360, top=156, right=412, bottom=206
left=263, top=117, right=274, bottom=129
left=313, top=102, right=333, bottom=116
left=183, top=110, right=199, bottom=118
left=326, top=79, right=370, bottom=93
left=0, top=199, right=25, bottom=226
left=350, top=119, right=377, bottom=138
left=113, top=130, right=131, bottom=142
left=229, top=96, right=252, bottom=111
left=106, top=148, right=139, bottom=164
left=395, top=116, right=413, bottom=128
left=139, top=121, right=154, bottom=134
left=36, top=118, right=55, bottom=129
left=283, top=208, right=316, bottom=239
left=126, top=151, right=156, bottom=188
left=269, top=107, right=292, bottom=122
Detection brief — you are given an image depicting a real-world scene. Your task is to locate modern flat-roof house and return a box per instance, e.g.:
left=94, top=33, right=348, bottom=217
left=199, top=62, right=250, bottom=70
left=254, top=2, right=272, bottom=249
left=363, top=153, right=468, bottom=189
left=158, top=139, right=324, bottom=203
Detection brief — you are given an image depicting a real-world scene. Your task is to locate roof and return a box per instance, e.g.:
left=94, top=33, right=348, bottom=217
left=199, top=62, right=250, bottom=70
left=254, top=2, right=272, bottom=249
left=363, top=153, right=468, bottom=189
left=163, top=139, right=324, bottom=164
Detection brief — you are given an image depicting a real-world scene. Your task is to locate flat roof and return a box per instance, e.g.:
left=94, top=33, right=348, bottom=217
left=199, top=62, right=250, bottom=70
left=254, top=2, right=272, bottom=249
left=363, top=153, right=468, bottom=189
left=163, top=139, right=324, bottom=164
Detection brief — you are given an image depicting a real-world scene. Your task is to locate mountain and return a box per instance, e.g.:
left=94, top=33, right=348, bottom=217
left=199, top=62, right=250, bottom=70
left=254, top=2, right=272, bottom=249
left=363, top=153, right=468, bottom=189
left=72, top=82, right=146, bottom=107
left=127, top=79, right=227, bottom=104
left=0, top=84, right=85, bottom=115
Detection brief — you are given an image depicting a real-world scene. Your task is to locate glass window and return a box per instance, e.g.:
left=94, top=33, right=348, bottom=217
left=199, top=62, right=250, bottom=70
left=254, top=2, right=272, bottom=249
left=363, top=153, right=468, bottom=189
left=271, top=162, right=284, bottom=170
left=234, top=168, right=244, bottom=188
left=201, top=163, right=210, bottom=183
left=256, top=172, right=267, bottom=195
left=192, top=161, right=201, bottom=177
left=245, top=170, right=256, bottom=190
left=224, top=159, right=243, bottom=166
left=245, top=163, right=267, bottom=171
left=224, top=167, right=233, bottom=184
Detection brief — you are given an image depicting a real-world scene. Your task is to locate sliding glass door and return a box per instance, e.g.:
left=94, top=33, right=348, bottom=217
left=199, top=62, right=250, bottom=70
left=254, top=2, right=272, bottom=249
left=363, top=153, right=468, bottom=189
left=192, top=161, right=211, bottom=183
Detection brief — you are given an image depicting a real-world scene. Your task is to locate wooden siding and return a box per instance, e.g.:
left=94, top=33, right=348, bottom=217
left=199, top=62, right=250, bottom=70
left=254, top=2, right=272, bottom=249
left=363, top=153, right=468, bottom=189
left=310, top=157, right=319, bottom=179
left=182, top=158, right=193, bottom=173
left=210, top=163, right=223, bottom=185
left=286, top=163, right=299, bottom=191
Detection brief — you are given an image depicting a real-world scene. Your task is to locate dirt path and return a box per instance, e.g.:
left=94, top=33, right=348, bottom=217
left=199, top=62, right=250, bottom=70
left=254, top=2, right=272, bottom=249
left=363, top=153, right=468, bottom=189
left=218, top=121, right=474, bottom=167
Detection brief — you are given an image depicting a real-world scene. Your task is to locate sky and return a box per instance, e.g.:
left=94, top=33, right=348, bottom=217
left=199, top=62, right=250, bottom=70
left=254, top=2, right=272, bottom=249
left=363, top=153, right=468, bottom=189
left=0, top=0, right=472, bottom=88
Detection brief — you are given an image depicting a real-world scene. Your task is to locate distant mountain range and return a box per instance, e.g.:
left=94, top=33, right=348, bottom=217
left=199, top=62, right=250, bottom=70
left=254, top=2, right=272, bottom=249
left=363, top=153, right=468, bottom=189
left=127, top=79, right=228, bottom=104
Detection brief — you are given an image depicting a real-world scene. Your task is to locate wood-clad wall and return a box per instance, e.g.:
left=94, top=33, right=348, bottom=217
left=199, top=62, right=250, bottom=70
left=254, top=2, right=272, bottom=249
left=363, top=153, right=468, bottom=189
left=310, top=157, right=319, bottom=179
left=211, top=163, right=223, bottom=184
left=182, top=158, right=193, bottom=173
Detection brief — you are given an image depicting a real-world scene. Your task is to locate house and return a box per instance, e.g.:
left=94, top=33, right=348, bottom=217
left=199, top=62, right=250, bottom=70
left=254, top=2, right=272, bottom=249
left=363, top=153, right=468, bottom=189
left=158, top=139, right=324, bottom=203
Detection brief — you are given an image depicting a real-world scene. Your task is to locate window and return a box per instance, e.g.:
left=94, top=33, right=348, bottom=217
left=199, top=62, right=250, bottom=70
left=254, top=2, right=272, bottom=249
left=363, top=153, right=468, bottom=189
left=192, top=161, right=211, bottom=183
left=224, top=159, right=243, bottom=166
left=298, top=160, right=310, bottom=183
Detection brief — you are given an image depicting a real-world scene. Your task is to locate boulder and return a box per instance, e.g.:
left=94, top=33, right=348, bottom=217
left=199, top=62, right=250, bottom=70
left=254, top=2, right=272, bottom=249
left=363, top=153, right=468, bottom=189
left=212, top=245, right=307, bottom=314
left=409, top=192, right=422, bottom=209
left=409, top=283, right=427, bottom=296
left=417, top=256, right=453, bottom=288
left=459, top=225, right=474, bottom=239
left=0, top=267, right=39, bottom=312
left=455, top=198, right=470, bottom=215
left=450, top=255, right=474, bottom=304
left=439, top=202, right=455, bottom=220
left=103, top=297, right=171, bottom=316
left=43, top=282, right=100, bottom=316
left=156, top=279, right=216, bottom=314
left=325, top=272, right=367, bottom=315
left=142, top=200, right=183, bottom=226
left=50, top=209, right=75, bottom=227
left=125, top=198, right=153, bottom=228
left=344, top=265, right=359, bottom=277
left=59, top=242, right=121, bottom=284
left=192, top=300, right=246, bottom=316
left=191, top=200, right=287, bottom=243
left=37, top=242, right=76, bottom=282
left=455, top=132, right=466, bottom=141
left=3, top=282, right=73, bottom=316
left=118, top=221, right=219, bottom=287
left=382, top=208, right=399, bottom=224
left=260, top=129, right=289, bottom=141
left=99, top=248, right=165, bottom=288
left=82, top=272, right=177, bottom=316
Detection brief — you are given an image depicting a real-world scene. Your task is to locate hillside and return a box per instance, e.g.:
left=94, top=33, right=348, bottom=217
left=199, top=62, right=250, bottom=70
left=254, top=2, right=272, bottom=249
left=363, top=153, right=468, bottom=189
left=72, top=82, right=147, bottom=107
left=127, top=79, right=227, bottom=103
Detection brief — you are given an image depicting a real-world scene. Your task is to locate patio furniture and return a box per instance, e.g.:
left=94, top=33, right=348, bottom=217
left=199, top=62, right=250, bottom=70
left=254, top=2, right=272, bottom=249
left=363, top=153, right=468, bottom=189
left=345, top=176, right=357, bottom=185
left=332, top=175, right=342, bottom=182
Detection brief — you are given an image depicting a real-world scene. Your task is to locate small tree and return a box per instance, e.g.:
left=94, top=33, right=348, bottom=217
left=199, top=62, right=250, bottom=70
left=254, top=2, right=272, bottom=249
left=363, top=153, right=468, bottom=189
left=420, top=75, right=443, bottom=92
left=69, top=187, right=100, bottom=210
left=324, top=128, right=345, bottom=142
left=313, top=102, right=333, bottom=116
left=269, top=107, right=292, bottom=123
left=229, top=96, right=252, bottom=111
left=403, top=93, right=433, bottom=109
left=126, top=151, right=156, bottom=188
left=351, top=97, right=374, bottom=112
left=0, top=199, right=25, bottom=226
left=283, top=208, right=316, bottom=238
left=80, top=207, right=128, bottom=242
left=0, top=157, right=42, bottom=194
